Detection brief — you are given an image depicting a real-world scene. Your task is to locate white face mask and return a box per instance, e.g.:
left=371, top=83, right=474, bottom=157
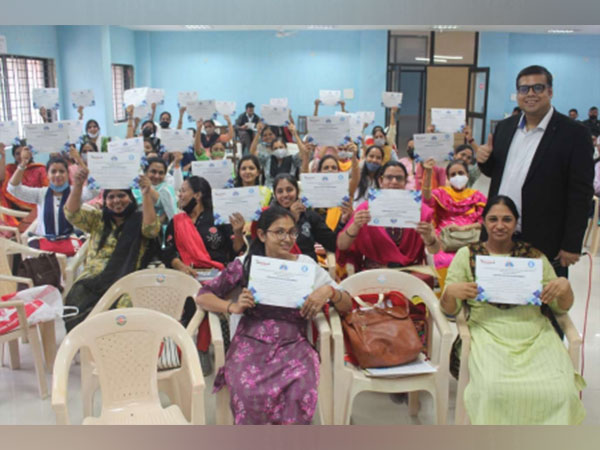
left=337, top=151, right=353, bottom=160
left=374, top=138, right=386, bottom=147
left=273, top=148, right=288, bottom=159
left=87, top=131, right=99, bottom=139
left=450, top=174, right=468, bottom=190
left=81, top=153, right=88, bottom=164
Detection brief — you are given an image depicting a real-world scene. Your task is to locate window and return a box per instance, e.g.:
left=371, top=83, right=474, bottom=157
left=0, top=55, right=57, bottom=136
left=112, top=64, right=134, bottom=123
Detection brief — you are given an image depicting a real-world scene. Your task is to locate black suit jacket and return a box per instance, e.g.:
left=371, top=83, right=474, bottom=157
left=479, top=110, right=594, bottom=259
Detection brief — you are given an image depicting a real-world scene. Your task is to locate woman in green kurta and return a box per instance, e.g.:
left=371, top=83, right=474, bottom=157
left=441, top=195, right=585, bottom=425
left=62, top=166, right=161, bottom=332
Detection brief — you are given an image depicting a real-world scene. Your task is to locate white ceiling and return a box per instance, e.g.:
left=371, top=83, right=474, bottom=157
left=125, top=25, right=600, bottom=35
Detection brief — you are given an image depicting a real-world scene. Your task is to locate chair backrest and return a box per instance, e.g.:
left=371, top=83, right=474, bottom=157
left=0, top=238, right=17, bottom=295
left=88, top=268, right=201, bottom=320
left=58, top=308, right=193, bottom=408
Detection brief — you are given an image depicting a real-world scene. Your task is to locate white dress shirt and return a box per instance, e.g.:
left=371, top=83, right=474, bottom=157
left=498, top=106, right=554, bottom=230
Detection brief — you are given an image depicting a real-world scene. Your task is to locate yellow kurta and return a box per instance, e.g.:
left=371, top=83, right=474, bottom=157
left=445, top=247, right=586, bottom=424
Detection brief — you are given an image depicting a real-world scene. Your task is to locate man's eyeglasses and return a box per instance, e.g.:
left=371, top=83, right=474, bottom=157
left=382, top=175, right=405, bottom=183
left=266, top=229, right=299, bottom=240
left=517, top=84, right=547, bottom=95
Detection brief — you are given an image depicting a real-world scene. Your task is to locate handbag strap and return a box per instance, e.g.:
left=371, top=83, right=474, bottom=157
left=352, top=293, right=384, bottom=309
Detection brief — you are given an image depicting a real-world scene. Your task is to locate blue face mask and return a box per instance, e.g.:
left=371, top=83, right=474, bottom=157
left=366, top=162, right=381, bottom=173
left=50, top=182, right=69, bottom=193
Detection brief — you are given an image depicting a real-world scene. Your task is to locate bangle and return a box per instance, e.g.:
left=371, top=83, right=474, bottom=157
left=425, top=238, right=436, bottom=247
left=226, top=301, right=233, bottom=314
left=345, top=228, right=358, bottom=239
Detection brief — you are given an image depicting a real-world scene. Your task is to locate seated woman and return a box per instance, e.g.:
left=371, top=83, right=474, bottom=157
left=7, top=154, right=82, bottom=255
left=133, top=157, right=178, bottom=226
left=364, top=107, right=398, bottom=164
left=354, top=145, right=384, bottom=203
left=81, top=118, right=110, bottom=153
left=162, top=176, right=245, bottom=276
left=252, top=123, right=309, bottom=187
left=309, top=141, right=362, bottom=173
left=422, top=159, right=487, bottom=287
left=234, top=154, right=272, bottom=207
left=337, top=161, right=440, bottom=273
left=271, top=174, right=337, bottom=261
left=201, top=116, right=234, bottom=150
left=181, top=120, right=211, bottom=171
left=0, top=142, right=48, bottom=226
left=63, top=166, right=161, bottom=331
left=440, top=195, right=586, bottom=425
left=454, top=144, right=481, bottom=188
left=196, top=206, right=352, bottom=424
left=68, top=141, right=98, bottom=184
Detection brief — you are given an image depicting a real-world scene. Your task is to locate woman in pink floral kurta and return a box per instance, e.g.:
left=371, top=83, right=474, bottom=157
left=197, top=207, right=352, bottom=424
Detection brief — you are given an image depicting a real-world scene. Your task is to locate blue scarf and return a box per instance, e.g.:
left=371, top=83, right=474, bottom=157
left=44, top=186, right=73, bottom=239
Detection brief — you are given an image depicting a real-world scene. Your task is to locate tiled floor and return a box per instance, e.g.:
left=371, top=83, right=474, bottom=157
left=1, top=249, right=597, bottom=425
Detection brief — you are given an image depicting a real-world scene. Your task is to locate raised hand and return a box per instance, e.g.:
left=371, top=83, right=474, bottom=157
left=475, top=133, right=493, bottom=164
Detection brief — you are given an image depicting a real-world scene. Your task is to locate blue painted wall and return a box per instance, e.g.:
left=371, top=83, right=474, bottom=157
left=479, top=32, right=600, bottom=127
left=143, top=30, right=388, bottom=127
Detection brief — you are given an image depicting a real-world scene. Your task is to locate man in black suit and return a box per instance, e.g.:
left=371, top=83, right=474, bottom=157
left=235, top=102, right=260, bottom=154
left=477, top=65, right=594, bottom=277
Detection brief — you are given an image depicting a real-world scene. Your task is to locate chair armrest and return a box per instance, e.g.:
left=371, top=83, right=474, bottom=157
left=186, top=305, right=205, bottom=337
left=555, top=313, right=582, bottom=370
left=328, top=309, right=346, bottom=370
left=64, top=240, right=89, bottom=295
left=208, top=312, right=226, bottom=371
left=0, top=274, right=34, bottom=288
left=0, top=300, right=29, bottom=342
left=0, top=205, right=30, bottom=219
left=175, top=327, right=206, bottom=425
left=313, top=311, right=331, bottom=354
left=51, top=337, right=79, bottom=425
left=326, top=252, right=336, bottom=279
left=0, top=225, right=20, bottom=241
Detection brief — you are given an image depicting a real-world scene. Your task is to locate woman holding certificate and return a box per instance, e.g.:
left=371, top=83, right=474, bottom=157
left=0, top=142, right=48, bottom=226
left=234, top=154, right=271, bottom=207
left=441, top=195, right=585, bottom=424
left=132, top=157, right=178, bottom=225
left=196, top=206, right=352, bottom=424
left=337, top=161, right=440, bottom=272
left=81, top=118, right=110, bottom=153
left=271, top=173, right=338, bottom=261
left=162, top=175, right=246, bottom=275
left=422, top=159, right=487, bottom=287
left=62, top=166, right=161, bottom=331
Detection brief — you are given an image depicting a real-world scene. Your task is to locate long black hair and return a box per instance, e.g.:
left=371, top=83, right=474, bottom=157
left=356, top=145, right=384, bottom=200
left=234, top=154, right=264, bottom=187
left=242, top=206, right=296, bottom=285
left=272, top=173, right=299, bottom=207
left=45, top=156, right=69, bottom=173
left=482, top=195, right=520, bottom=222
left=374, top=161, right=408, bottom=188
left=98, top=189, right=138, bottom=251
left=317, top=154, right=340, bottom=172
left=85, top=119, right=100, bottom=134
left=186, top=175, right=213, bottom=213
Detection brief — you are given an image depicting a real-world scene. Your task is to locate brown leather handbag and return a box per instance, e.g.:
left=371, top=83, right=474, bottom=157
left=341, top=294, right=422, bottom=369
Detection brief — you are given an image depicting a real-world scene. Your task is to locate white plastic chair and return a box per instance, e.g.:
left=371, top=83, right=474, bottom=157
left=454, top=307, right=583, bottom=425
left=583, top=195, right=599, bottom=256
left=81, top=268, right=204, bottom=421
left=210, top=305, right=334, bottom=425
left=52, top=308, right=205, bottom=424
left=332, top=269, right=453, bottom=425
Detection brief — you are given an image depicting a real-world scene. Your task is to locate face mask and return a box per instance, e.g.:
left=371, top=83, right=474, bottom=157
left=374, top=138, right=386, bottom=147
left=260, top=140, right=272, bottom=147
left=81, top=153, right=88, bottom=164
left=87, top=131, right=99, bottom=139
left=338, top=151, right=353, bottom=160
left=450, top=174, right=468, bottom=190
left=273, top=148, right=288, bottom=159
left=159, top=121, right=170, bottom=129
left=182, top=197, right=197, bottom=214
left=407, top=148, right=415, bottom=159
left=142, top=127, right=154, bottom=138
left=366, top=162, right=381, bottom=173
left=211, top=151, right=225, bottom=159
left=50, top=182, right=69, bottom=192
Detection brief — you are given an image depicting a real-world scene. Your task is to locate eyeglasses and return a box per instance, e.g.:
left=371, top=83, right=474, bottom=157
left=266, top=229, right=299, bottom=241
left=382, top=175, right=405, bottom=183
left=517, top=84, right=547, bottom=95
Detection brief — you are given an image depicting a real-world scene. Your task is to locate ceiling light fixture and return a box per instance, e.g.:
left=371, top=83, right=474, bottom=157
left=306, top=25, right=335, bottom=30
left=433, top=54, right=463, bottom=60
left=547, top=29, right=574, bottom=33
left=185, top=25, right=213, bottom=30
left=433, top=25, right=458, bottom=31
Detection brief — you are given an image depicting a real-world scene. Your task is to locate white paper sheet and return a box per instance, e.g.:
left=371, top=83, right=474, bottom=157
left=0, top=121, right=20, bottom=146
left=215, top=101, right=236, bottom=117
left=212, top=186, right=263, bottom=224
left=382, top=91, right=404, bottom=108
left=123, top=87, right=149, bottom=107
left=300, top=172, right=350, bottom=208
left=306, top=116, right=351, bottom=146
left=159, top=129, right=194, bottom=152
left=248, top=256, right=316, bottom=309
left=87, top=152, right=141, bottom=190
left=147, top=88, right=165, bottom=106
left=177, top=91, right=198, bottom=108
left=412, top=133, right=453, bottom=161
left=355, top=111, right=375, bottom=125
left=431, top=108, right=466, bottom=133
left=475, top=256, right=543, bottom=306
left=59, top=120, right=84, bottom=145
left=70, top=89, right=95, bottom=109
left=368, top=189, right=421, bottom=228
left=260, top=105, right=290, bottom=127
left=335, top=112, right=364, bottom=142
left=269, top=98, right=288, bottom=108
left=187, top=100, right=217, bottom=122
left=107, top=137, right=144, bottom=155
left=319, top=89, right=341, bottom=106
left=24, top=123, right=69, bottom=153
left=133, top=104, right=151, bottom=120
left=32, top=88, right=59, bottom=110
left=363, top=354, right=436, bottom=377
left=190, top=159, right=234, bottom=189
